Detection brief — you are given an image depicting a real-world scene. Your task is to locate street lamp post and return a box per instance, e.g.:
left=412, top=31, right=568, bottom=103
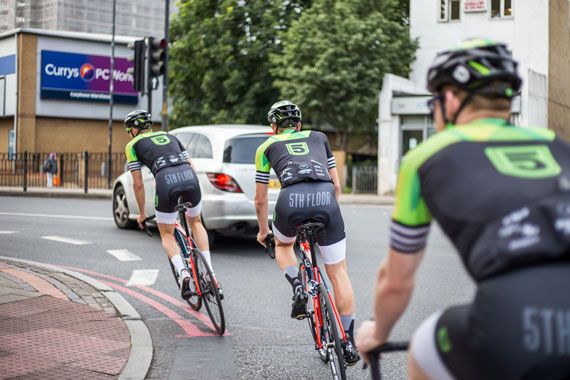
left=107, top=0, right=117, bottom=188
left=161, top=0, right=170, bottom=131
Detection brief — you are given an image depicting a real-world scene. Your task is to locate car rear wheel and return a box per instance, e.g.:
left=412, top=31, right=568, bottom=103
left=113, top=185, right=136, bottom=229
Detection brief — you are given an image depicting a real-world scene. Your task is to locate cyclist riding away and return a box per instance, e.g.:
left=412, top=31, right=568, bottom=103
left=356, top=39, right=570, bottom=380
left=124, top=110, right=217, bottom=300
left=255, top=100, right=360, bottom=365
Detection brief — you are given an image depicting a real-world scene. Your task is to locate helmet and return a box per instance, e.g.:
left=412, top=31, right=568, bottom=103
left=427, top=38, right=522, bottom=98
left=124, top=110, right=152, bottom=132
left=267, top=100, right=302, bottom=127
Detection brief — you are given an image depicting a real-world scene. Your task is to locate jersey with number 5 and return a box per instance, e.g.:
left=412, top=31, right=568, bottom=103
left=391, top=118, right=570, bottom=280
left=255, top=129, right=336, bottom=188
left=125, top=131, right=190, bottom=175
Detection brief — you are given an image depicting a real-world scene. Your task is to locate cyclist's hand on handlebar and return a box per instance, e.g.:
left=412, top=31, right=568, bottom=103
left=356, top=320, right=383, bottom=364
left=257, top=230, right=271, bottom=247
left=136, top=213, right=147, bottom=229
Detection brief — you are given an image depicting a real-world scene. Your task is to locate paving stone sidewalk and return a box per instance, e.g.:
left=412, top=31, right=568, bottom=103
left=0, top=260, right=131, bottom=380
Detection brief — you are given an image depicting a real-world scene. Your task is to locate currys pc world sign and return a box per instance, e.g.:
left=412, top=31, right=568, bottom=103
left=40, top=50, right=138, bottom=104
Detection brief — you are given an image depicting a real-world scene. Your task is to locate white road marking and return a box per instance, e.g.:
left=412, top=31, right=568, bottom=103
left=0, top=231, right=18, bottom=234
left=107, top=249, right=142, bottom=262
left=41, top=236, right=91, bottom=245
left=126, top=270, right=159, bottom=286
left=0, top=212, right=113, bottom=221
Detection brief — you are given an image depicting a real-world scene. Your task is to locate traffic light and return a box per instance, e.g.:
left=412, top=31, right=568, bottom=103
left=127, top=39, right=145, bottom=92
left=148, top=37, right=167, bottom=79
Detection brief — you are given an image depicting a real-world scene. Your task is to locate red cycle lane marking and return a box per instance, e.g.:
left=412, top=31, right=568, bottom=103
left=102, top=281, right=215, bottom=338
left=64, top=266, right=226, bottom=335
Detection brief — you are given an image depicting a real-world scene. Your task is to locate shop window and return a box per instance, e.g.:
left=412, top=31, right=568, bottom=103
left=491, top=0, right=513, bottom=18
left=439, top=0, right=461, bottom=22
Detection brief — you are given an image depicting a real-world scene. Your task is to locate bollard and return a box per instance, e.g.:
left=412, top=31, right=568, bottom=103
left=84, top=151, right=89, bottom=194
left=23, top=151, right=28, bottom=192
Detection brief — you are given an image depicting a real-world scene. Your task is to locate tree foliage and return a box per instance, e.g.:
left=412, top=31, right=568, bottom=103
left=270, top=1, right=418, bottom=148
left=169, top=0, right=311, bottom=127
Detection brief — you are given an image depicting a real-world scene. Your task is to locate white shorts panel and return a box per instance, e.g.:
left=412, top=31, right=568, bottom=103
left=155, top=210, right=178, bottom=224
left=272, top=224, right=296, bottom=244
left=185, top=200, right=202, bottom=218
left=318, top=238, right=346, bottom=265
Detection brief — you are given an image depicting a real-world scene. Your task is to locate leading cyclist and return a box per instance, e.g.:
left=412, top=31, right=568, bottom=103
left=255, top=100, right=360, bottom=364
left=124, top=110, right=216, bottom=299
left=356, top=39, right=570, bottom=379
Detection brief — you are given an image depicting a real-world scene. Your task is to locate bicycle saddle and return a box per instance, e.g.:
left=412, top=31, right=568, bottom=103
left=290, top=210, right=328, bottom=235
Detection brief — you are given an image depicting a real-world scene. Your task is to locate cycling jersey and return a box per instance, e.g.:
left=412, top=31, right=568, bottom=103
left=255, top=129, right=336, bottom=188
left=390, top=118, right=570, bottom=281
left=125, top=131, right=190, bottom=175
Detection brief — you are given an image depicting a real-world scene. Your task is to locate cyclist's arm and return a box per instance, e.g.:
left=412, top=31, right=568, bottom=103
left=372, top=248, right=424, bottom=343
left=131, top=169, right=146, bottom=217
left=255, top=183, right=270, bottom=234
left=328, top=167, right=341, bottom=201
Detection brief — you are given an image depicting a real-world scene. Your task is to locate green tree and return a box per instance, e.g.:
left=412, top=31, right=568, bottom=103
left=169, top=0, right=311, bottom=127
left=270, top=1, right=417, bottom=150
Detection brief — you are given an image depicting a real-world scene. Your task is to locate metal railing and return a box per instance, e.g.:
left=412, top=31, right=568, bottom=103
left=351, top=166, right=378, bottom=194
left=0, top=151, right=126, bottom=192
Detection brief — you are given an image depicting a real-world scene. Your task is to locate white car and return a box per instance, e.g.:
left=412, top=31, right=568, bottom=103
left=112, top=125, right=280, bottom=242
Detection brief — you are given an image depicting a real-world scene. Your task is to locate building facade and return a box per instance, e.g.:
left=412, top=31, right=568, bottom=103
left=377, top=0, right=570, bottom=194
left=0, top=28, right=164, bottom=154
left=0, top=0, right=176, bottom=38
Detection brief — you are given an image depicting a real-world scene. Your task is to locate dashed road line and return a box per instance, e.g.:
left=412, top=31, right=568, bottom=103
left=126, top=270, right=159, bottom=286
left=0, top=231, right=18, bottom=234
left=107, top=249, right=142, bottom=262
left=0, top=211, right=112, bottom=221
left=41, top=236, right=91, bottom=245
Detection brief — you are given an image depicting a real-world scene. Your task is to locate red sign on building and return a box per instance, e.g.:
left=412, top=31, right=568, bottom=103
left=464, top=0, right=487, bottom=12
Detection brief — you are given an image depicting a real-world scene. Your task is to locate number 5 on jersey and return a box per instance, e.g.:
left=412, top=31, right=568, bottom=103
left=286, top=142, right=309, bottom=156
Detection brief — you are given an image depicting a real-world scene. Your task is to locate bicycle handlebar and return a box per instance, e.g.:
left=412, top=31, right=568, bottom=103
left=264, top=234, right=275, bottom=259
left=139, top=215, right=156, bottom=237
left=365, top=341, right=409, bottom=380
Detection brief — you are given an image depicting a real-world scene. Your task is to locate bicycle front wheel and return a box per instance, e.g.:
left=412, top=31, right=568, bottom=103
left=318, top=282, right=346, bottom=380
left=194, top=249, right=226, bottom=335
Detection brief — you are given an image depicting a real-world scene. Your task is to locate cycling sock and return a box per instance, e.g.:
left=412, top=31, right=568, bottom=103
left=341, top=314, right=354, bottom=335
left=201, top=250, right=214, bottom=273
left=284, top=266, right=302, bottom=293
left=171, top=254, right=186, bottom=276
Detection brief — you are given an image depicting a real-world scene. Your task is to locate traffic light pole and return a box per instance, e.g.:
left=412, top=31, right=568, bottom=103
left=147, top=37, right=152, bottom=116
left=161, top=0, right=169, bottom=131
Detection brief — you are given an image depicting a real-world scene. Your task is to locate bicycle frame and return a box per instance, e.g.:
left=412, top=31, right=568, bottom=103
left=296, top=234, right=347, bottom=348
left=173, top=207, right=203, bottom=298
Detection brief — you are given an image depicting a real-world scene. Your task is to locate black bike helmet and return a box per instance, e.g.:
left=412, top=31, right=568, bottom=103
left=427, top=38, right=522, bottom=98
left=124, top=110, right=152, bottom=133
left=267, top=100, right=302, bottom=127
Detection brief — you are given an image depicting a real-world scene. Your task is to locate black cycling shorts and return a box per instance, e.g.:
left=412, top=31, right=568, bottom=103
left=154, top=164, right=201, bottom=213
left=434, top=262, right=570, bottom=380
left=273, top=181, right=345, bottom=247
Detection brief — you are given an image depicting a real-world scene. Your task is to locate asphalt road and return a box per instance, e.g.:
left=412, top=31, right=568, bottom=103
left=0, top=196, right=475, bottom=379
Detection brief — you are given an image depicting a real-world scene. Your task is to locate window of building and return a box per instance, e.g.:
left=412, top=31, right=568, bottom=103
left=439, top=0, right=461, bottom=22
left=491, top=0, right=513, bottom=18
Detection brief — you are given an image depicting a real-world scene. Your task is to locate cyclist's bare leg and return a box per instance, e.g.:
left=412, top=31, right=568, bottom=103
left=157, top=222, right=178, bottom=258
left=274, top=239, right=296, bottom=270
left=185, top=214, right=209, bottom=252
left=408, top=350, right=430, bottom=380
left=324, top=260, right=355, bottom=316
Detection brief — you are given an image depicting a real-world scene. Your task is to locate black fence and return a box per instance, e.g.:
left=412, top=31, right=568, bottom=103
left=0, top=152, right=126, bottom=192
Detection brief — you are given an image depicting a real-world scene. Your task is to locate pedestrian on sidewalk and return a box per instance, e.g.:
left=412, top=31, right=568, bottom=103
left=42, top=152, right=58, bottom=189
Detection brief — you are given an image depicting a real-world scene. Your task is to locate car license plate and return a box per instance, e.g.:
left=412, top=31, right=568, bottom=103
left=268, top=179, right=281, bottom=189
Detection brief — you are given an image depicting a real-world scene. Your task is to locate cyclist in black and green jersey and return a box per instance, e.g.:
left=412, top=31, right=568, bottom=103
left=255, top=100, right=360, bottom=364
left=124, top=110, right=215, bottom=300
left=356, top=39, right=570, bottom=379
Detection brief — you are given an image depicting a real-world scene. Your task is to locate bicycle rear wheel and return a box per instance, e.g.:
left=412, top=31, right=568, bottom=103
left=318, top=282, right=346, bottom=380
left=194, top=249, right=225, bottom=335
left=173, top=229, right=202, bottom=310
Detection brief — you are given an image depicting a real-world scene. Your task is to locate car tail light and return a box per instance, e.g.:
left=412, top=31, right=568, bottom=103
left=207, top=173, right=243, bottom=193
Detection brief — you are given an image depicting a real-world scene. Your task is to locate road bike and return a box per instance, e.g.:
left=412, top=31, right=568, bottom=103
left=266, top=222, right=348, bottom=380
left=141, top=202, right=226, bottom=335
left=365, top=341, right=408, bottom=380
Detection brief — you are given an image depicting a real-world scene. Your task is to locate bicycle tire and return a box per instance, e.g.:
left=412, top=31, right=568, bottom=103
left=194, top=249, right=226, bottom=335
left=318, top=282, right=347, bottom=380
left=173, top=229, right=202, bottom=311
left=301, top=264, right=329, bottom=362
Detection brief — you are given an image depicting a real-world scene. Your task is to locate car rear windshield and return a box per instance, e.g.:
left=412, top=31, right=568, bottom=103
left=223, top=134, right=270, bottom=164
